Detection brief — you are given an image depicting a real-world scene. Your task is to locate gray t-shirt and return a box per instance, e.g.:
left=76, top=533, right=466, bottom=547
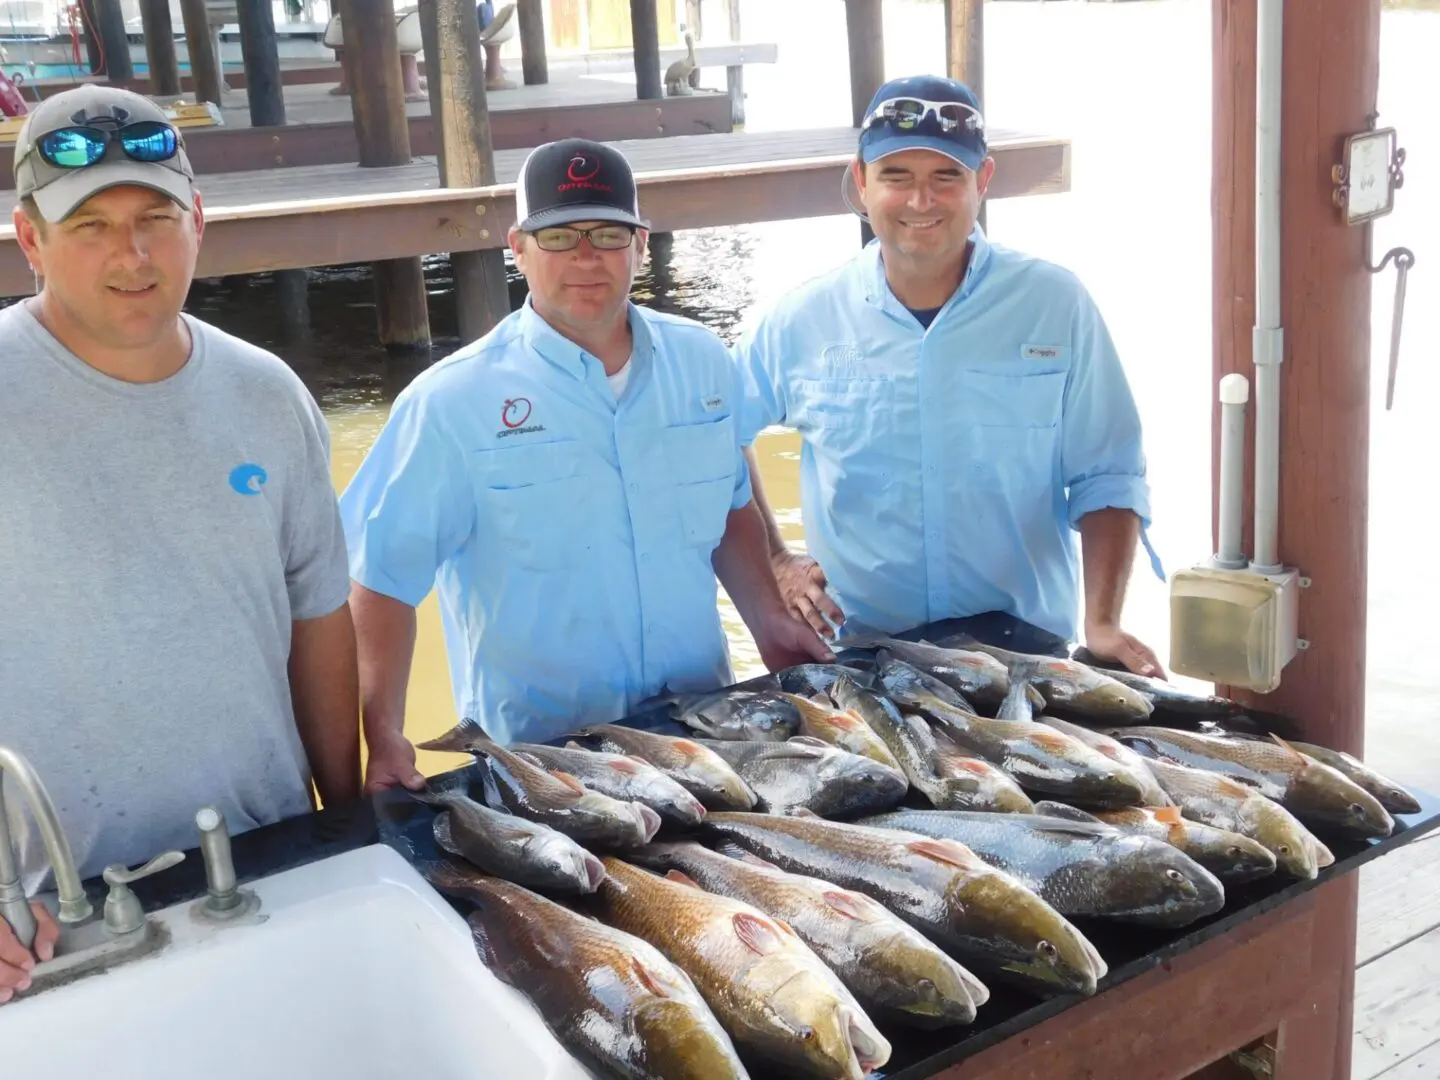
left=0, top=301, right=351, bottom=893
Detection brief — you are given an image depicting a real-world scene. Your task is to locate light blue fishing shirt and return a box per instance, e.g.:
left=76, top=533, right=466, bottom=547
left=733, top=227, right=1158, bottom=643
left=340, top=299, right=752, bottom=744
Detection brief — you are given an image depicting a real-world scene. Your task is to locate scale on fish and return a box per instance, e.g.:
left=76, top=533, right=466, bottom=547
left=645, top=686, right=802, bottom=742
left=690, top=737, right=908, bottom=818
left=569, top=724, right=759, bottom=812
left=512, top=742, right=708, bottom=827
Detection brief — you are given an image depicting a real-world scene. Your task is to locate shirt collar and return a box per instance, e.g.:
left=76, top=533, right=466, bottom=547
left=518, top=296, right=653, bottom=379
left=860, top=222, right=993, bottom=315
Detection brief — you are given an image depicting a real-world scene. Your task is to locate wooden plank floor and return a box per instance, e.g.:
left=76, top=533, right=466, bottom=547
left=1355, top=835, right=1440, bottom=1078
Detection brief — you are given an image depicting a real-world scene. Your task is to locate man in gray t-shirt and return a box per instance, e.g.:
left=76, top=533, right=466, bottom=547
left=1, top=85, right=361, bottom=1004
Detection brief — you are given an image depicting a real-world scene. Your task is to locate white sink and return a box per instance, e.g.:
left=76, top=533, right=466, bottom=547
left=0, top=845, right=596, bottom=1080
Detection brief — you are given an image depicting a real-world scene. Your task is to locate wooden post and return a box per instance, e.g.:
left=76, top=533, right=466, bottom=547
left=630, top=0, right=663, bottom=101
left=944, top=0, right=985, bottom=231
left=139, top=0, right=182, bottom=97
left=845, top=0, right=883, bottom=246
left=179, top=0, right=226, bottom=106
left=93, top=0, right=134, bottom=83
left=418, top=0, right=509, bottom=343
left=516, top=0, right=548, bottom=85
left=78, top=0, right=103, bottom=74
left=1210, top=2, right=1381, bottom=1078
left=339, top=0, right=431, bottom=349
left=236, top=0, right=285, bottom=127
left=724, top=0, right=744, bottom=125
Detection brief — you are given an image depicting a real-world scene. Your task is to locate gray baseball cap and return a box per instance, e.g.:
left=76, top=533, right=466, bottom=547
left=14, top=84, right=195, bottom=224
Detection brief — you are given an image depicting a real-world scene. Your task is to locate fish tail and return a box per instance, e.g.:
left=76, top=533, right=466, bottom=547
left=416, top=857, right=494, bottom=905
left=415, top=717, right=495, bottom=755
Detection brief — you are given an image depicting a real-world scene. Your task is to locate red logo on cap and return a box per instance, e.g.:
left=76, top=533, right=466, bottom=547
left=567, top=155, right=601, bottom=182
left=501, top=398, right=532, bottom=428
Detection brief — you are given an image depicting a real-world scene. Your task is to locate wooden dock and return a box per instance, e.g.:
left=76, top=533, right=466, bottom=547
left=0, top=125, right=1070, bottom=295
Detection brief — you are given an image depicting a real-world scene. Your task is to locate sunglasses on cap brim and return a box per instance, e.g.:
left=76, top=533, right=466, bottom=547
left=25, top=120, right=181, bottom=170
left=863, top=96, right=985, bottom=138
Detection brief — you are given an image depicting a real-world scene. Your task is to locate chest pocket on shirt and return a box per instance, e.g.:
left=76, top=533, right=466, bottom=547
left=471, top=440, right=584, bottom=569
left=657, top=417, right=735, bottom=549
left=792, top=376, right=896, bottom=457
left=955, top=367, right=1068, bottom=493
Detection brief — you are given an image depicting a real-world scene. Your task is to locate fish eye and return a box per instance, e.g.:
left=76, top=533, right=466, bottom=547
left=1349, top=802, right=1367, bottom=816
left=1165, top=869, right=1185, bottom=883
left=1037, top=940, right=1058, bottom=959
left=1227, top=846, right=1245, bottom=857
left=1277, top=844, right=1292, bottom=855
left=797, top=1027, right=815, bottom=1043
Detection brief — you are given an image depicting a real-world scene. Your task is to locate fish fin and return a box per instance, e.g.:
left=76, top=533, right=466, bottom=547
left=632, top=957, right=679, bottom=999
left=784, top=737, right=833, bottom=754
left=787, top=807, right=822, bottom=819
left=431, top=812, right=463, bottom=858
left=907, top=838, right=980, bottom=871
left=415, top=717, right=491, bottom=755
left=1266, top=732, right=1309, bottom=764
left=732, top=912, right=786, bottom=955
left=1153, top=806, right=1185, bottom=825
left=821, top=890, right=874, bottom=921
left=466, top=913, right=505, bottom=974
left=551, top=770, right=589, bottom=796
left=664, top=869, right=704, bottom=890
left=606, top=758, right=644, bottom=776
left=1030, top=730, right=1075, bottom=752
left=1033, top=801, right=1104, bottom=824
left=721, top=847, right=783, bottom=871
left=512, top=750, right=546, bottom=769
left=673, top=738, right=707, bottom=759
left=1026, top=684, right=1047, bottom=710
left=563, top=740, right=589, bottom=752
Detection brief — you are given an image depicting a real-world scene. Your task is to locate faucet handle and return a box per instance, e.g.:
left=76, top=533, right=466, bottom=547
left=102, top=851, right=185, bottom=935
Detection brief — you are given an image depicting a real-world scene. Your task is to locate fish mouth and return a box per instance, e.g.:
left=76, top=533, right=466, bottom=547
left=845, top=1006, right=891, bottom=1074
left=579, top=852, right=607, bottom=892
left=634, top=804, right=663, bottom=842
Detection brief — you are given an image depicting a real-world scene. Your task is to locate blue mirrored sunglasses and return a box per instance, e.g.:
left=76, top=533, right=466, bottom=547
left=863, top=96, right=985, bottom=139
left=32, top=120, right=180, bottom=170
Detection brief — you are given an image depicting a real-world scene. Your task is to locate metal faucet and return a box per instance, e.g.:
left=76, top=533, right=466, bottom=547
left=0, top=746, right=94, bottom=950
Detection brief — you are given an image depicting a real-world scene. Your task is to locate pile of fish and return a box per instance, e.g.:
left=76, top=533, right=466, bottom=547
left=407, top=634, right=1421, bottom=1080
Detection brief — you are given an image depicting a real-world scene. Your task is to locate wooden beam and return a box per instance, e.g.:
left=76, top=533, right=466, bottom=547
left=1211, top=1, right=1382, bottom=1077
left=138, top=0, right=182, bottom=97
left=236, top=0, right=286, bottom=128
left=631, top=0, right=663, bottom=101
left=944, top=0, right=983, bottom=110
left=516, top=0, right=548, bottom=85
left=725, top=0, right=745, bottom=125
left=178, top=0, right=225, bottom=106
left=844, top=0, right=884, bottom=128
left=93, top=0, right=134, bottom=83
left=419, top=0, right=509, bottom=343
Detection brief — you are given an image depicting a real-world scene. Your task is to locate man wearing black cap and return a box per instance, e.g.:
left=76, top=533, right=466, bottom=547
left=341, top=137, right=831, bottom=762
left=0, top=86, right=360, bottom=1002
left=733, top=75, right=1163, bottom=676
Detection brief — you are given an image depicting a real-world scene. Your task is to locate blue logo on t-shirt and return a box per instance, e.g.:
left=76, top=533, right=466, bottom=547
left=229, top=463, right=268, bottom=496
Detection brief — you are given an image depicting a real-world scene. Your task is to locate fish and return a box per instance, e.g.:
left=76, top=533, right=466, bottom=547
left=512, top=742, right=708, bottom=827
left=829, top=674, right=1034, bottom=814
left=779, top=663, right=879, bottom=698
left=1071, top=665, right=1244, bottom=719
left=570, top=724, right=758, bottom=811
left=780, top=692, right=903, bottom=772
left=1038, top=715, right=1170, bottom=807
left=412, top=787, right=607, bottom=894
left=627, top=841, right=988, bottom=1030
left=1032, top=802, right=1277, bottom=884
left=701, top=812, right=1106, bottom=998
left=857, top=809, right=1225, bottom=929
left=940, top=637, right=1155, bottom=722
left=1141, top=757, right=1322, bottom=880
left=691, top=737, right=909, bottom=818
left=992, top=659, right=1047, bottom=723
left=928, top=727, right=1039, bottom=814
left=423, top=861, right=750, bottom=1080
left=1285, top=741, right=1422, bottom=816
left=876, top=656, right=979, bottom=714
left=894, top=692, right=1149, bottom=809
left=654, top=687, right=802, bottom=742
left=853, top=638, right=1013, bottom=708
left=593, top=856, right=892, bottom=1080
left=416, top=721, right=662, bottom=847
left=1105, top=727, right=1394, bottom=840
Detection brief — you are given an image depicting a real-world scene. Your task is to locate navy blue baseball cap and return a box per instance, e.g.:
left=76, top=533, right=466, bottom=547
left=858, top=75, right=988, bottom=172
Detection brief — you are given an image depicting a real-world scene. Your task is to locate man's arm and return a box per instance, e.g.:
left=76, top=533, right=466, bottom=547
left=744, top=446, right=788, bottom=558
left=349, top=583, right=426, bottom=794
left=288, top=604, right=362, bottom=806
left=712, top=499, right=834, bottom=671
left=1077, top=508, right=1160, bottom=676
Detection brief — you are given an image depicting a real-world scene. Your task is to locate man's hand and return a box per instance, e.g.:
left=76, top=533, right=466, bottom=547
left=772, top=552, right=846, bottom=640
left=363, top=730, right=426, bottom=795
left=751, top=607, right=837, bottom=672
left=0, top=901, right=59, bottom=1005
left=1084, top=622, right=1166, bottom=680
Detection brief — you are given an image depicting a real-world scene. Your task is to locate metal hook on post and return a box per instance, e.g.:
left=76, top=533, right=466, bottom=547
left=1366, top=237, right=1414, bottom=411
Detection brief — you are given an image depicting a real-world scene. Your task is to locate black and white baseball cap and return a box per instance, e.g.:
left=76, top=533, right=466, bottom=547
left=514, top=138, right=647, bottom=232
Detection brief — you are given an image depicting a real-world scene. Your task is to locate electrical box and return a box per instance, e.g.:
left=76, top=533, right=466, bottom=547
left=1168, top=566, right=1301, bottom=693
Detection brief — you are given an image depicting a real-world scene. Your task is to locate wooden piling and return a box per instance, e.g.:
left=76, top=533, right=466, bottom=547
left=630, top=0, right=663, bottom=101
left=179, top=0, right=226, bottom=106
left=724, top=0, right=745, bottom=125
left=1210, top=1, right=1381, bottom=1078
left=138, top=0, right=182, bottom=97
left=944, top=0, right=984, bottom=229
left=338, top=0, right=431, bottom=349
left=418, top=0, right=510, bottom=344
left=843, top=0, right=884, bottom=128
left=92, top=0, right=134, bottom=83
left=236, top=0, right=285, bottom=127
left=516, top=0, right=548, bottom=85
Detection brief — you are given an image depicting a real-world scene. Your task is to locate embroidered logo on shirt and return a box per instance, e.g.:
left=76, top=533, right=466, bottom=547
left=1021, top=344, right=1065, bottom=361
left=702, top=395, right=725, bottom=412
left=497, top=397, right=547, bottom=439
left=821, top=342, right=865, bottom=376
left=228, top=463, right=268, bottom=496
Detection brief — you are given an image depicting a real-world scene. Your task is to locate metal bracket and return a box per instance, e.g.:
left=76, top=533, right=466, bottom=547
left=1230, top=1046, right=1275, bottom=1079
left=1332, top=124, right=1404, bottom=225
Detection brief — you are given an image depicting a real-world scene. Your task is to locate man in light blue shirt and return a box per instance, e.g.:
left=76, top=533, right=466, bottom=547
left=341, top=138, right=830, bottom=781
left=733, top=75, right=1163, bottom=676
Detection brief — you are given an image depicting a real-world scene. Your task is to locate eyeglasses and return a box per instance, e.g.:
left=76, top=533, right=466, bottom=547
left=29, top=120, right=180, bottom=170
left=863, top=96, right=985, bottom=138
left=531, top=224, right=636, bottom=252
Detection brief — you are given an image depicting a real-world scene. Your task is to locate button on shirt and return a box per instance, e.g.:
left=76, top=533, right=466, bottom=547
left=341, top=300, right=752, bottom=744
left=733, top=227, right=1153, bottom=643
